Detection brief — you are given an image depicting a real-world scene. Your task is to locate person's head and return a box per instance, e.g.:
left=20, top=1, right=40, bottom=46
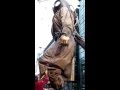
left=35, top=74, right=40, bottom=82
left=35, top=75, right=38, bottom=82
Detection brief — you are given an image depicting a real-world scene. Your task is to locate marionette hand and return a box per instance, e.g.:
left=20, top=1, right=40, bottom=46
left=60, top=35, right=69, bottom=45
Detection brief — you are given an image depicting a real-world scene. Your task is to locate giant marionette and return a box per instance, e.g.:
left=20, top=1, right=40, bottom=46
left=38, top=0, right=85, bottom=90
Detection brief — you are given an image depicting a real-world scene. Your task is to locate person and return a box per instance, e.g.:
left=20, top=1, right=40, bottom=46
left=35, top=69, right=49, bottom=90
left=35, top=59, right=40, bottom=76
left=38, top=0, right=85, bottom=90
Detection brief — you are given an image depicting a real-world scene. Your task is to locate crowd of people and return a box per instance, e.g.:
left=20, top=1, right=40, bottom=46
left=35, top=68, right=49, bottom=90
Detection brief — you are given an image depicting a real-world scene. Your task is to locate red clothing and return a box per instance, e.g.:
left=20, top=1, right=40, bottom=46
left=35, top=75, right=49, bottom=90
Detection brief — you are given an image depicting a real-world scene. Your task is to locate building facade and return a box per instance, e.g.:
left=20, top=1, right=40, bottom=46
left=75, top=0, right=85, bottom=90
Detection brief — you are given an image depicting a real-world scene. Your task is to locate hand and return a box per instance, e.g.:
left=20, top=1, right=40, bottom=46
left=45, top=68, right=48, bottom=75
left=59, top=35, right=69, bottom=45
left=40, top=69, right=48, bottom=79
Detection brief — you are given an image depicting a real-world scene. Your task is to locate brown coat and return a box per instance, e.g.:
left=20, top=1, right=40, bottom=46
left=39, top=6, right=76, bottom=90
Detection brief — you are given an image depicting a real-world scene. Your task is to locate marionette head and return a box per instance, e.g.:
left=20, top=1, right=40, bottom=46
left=53, top=0, right=70, bottom=14
left=53, top=0, right=61, bottom=14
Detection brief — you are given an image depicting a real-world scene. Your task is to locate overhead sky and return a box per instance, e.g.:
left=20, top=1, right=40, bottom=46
left=35, top=0, right=79, bottom=60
